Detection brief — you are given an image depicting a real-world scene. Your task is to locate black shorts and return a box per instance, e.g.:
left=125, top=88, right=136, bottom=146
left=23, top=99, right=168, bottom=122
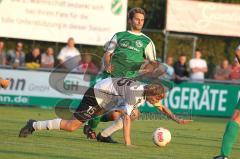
left=73, top=88, right=103, bottom=122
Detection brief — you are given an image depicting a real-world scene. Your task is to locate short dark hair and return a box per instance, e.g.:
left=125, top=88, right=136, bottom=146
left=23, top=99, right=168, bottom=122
left=128, top=7, right=145, bottom=20
left=195, top=49, right=201, bottom=52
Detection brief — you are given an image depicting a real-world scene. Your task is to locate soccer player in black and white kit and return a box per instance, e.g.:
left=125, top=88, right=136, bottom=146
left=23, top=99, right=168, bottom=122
left=19, top=76, right=191, bottom=146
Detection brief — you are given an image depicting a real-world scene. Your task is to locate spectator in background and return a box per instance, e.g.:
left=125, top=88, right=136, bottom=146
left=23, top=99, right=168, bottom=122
left=235, top=44, right=240, bottom=64
left=174, top=53, right=188, bottom=82
left=25, top=47, right=41, bottom=69
left=57, top=37, right=81, bottom=70
left=213, top=59, right=231, bottom=81
left=41, top=47, right=55, bottom=69
left=74, top=53, right=99, bottom=74
left=7, top=42, right=25, bottom=68
left=164, top=56, right=174, bottom=80
left=0, top=40, right=6, bottom=66
left=189, top=49, right=208, bottom=81
left=229, top=58, right=240, bottom=80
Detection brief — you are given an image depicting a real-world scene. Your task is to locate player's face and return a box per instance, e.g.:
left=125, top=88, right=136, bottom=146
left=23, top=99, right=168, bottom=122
left=130, top=13, right=144, bottom=32
left=146, top=96, right=159, bottom=105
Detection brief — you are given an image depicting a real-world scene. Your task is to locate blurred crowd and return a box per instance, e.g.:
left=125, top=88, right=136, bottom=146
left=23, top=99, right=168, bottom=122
left=0, top=37, right=99, bottom=74
left=164, top=48, right=240, bottom=82
left=0, top=37, right=239, bottom=82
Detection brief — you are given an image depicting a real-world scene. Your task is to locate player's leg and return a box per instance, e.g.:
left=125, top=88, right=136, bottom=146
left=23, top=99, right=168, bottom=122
left=83, top=116, right=101, bottom=139
left=89, top=110, right=122, bottom=128
left=87, top=116, right=101, bottom=130
left=214, top=99, right=240, bottom=159
left=19, top=117, right=83, bottom=137
left=97, top=109, right=140, bottom=143
left=19, top=88, right=102, bottom=137
left=220, top=109, right=240, bottom=157
left=83, top=110, right=122, bottom=139
left=83, top=71, right=111, bottom=138
left=99, top=109, right=139, bottom=138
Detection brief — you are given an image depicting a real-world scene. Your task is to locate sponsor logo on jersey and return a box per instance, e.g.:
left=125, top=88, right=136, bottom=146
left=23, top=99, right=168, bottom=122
left=119, top=39, right=140, bottom=52
left=136, top=40, right=143, bottom=48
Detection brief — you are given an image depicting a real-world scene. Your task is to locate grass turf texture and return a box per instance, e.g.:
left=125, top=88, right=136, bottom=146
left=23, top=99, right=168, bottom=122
left=0, top=106, right=239, bottom=159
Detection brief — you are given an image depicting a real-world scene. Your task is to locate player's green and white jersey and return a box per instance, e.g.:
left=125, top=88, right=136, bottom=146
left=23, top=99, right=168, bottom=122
left=105, top=31, right=156, bottom=77
left=93, top=77, right=145, bottom=115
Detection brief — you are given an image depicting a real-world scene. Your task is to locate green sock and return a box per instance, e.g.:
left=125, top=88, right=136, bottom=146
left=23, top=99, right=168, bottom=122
left=88, top=116, right=101, bottom=130
left=100, top=114, right=111, bottom=122
left=88, top=114, right=111, bottom=130
left=220, top=120, right=239, bottom=157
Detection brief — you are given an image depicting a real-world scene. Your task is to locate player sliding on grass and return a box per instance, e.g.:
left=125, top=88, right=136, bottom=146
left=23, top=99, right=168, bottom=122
left=19, top=77, right=191, bottom=146
left=213, top=46, right=240, bottom=159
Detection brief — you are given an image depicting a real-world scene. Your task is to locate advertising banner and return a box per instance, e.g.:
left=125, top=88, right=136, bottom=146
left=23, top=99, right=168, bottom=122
left=140, top=82, right=240, bottom=117
left=0, top=0, right=127, bottom=45
left=0, top=69, right=90, bottom=107
left=1, top=69, right=239, bottom=117
left=166, top=0, right=240, bottom=37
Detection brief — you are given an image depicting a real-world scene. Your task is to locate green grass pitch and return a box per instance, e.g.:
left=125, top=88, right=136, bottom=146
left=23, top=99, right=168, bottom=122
left=0, top=106, right=239, bottom=159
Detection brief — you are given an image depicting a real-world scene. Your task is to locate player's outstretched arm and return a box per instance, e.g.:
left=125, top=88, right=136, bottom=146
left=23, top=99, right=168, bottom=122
left=123, top=113, right=132, bottom=146
left=154, top=103, right=192, bottom=124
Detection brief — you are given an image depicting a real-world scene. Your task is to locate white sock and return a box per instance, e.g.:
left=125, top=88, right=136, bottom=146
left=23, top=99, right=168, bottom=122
left=101, top=117, right=123, bottom=137
left=33, top=118, right=62, bottom=131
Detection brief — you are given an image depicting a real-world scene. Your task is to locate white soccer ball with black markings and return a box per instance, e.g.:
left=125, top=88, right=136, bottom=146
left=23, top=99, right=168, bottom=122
left=152, top=127, right=171, bottom=147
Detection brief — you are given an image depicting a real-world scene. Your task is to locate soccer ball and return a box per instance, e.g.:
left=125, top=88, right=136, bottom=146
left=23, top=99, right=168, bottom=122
left=152, top=127, right=171, bottom=147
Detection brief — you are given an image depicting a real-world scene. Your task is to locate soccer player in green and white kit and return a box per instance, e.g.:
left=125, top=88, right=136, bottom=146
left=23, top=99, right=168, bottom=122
left=83, top=7, right=157, bottom=139
left=214, top=46, right=240, bottom=159
left=103, top=8, right=156, bottom=77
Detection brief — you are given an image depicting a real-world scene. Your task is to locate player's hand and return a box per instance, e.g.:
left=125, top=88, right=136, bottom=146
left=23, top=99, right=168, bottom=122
left=177, top=119, right=193, bottom=124
left=0, top=79, right=10, bottom=89
left=105, top=64, right=113, bottom=73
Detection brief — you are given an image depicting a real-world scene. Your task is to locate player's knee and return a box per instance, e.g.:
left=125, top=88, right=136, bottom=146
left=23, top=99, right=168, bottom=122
left=68, top=127, right=77, bottom=132
left=66, top=120, right=81, bottom=132
left=111, top=112, right=121, bottom=121
left=66, top=124, right=79, bottom=132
